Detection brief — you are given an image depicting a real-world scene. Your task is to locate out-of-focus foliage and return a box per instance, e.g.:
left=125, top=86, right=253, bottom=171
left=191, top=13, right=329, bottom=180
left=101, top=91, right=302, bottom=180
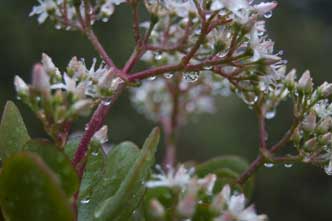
left=1, top=0, right=332, bottom=220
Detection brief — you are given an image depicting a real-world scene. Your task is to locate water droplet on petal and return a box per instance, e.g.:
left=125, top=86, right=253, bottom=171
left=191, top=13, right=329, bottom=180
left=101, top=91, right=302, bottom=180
left=284, top=164, right=293, bottom=168
left=91, top=151, right=99, bottom=157
left=264, top=163, right=274, bottom=168
left=264, top=11, right=273, bottom=18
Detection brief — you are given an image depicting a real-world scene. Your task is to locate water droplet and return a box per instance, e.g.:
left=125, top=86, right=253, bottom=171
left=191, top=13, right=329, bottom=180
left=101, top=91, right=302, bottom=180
left=264, top=163, right=274, bottom=168
left=265, top=109, right=276, bottom=120
left=203, top=66, right=212, bottom=70
left=264, top=11, right=273, bottom=18
left=102, top=99, right=112, bottom=106
left=284, top=164, right=293, bottom=168
left=148, top=76, right=157, bottom=81
left=183, top=72, right=199, bottom=82
left=164, top=73, right=174, bottom=79
left=80, top=198, right=90, bottom=204
left=91, top=151, right=99, bottom=157
left=154, top=52, right=163, bottom=60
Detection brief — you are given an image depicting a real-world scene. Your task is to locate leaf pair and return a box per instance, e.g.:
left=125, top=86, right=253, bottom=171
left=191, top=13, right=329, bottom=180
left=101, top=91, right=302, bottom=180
left=76, top=128, right=160, bottom=221
left=0, top=101, right=78, bottom=221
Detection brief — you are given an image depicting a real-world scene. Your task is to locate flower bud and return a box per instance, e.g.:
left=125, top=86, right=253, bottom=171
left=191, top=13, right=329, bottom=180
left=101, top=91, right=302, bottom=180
left=41, top=53, right=61, bottom=78
left=317, top=82, right=332, bottom=98
left=284, top=69, right=296, bottom=90
left=303, top=138, right=317, bottom=151
left=14, top=76, right=29, bottom=96
left=72, top=99, right=93, bottom=116
left=177, top=180, right=198, bottom=217
left=93, top=125, right=109, bottom=144
left=316, top=117, right=332, bottom=134
left=297, top=70, right=313, bottom=94
left=319, top=132, right=332, bottom=145
left=32, top=63, right=50, bottom=93
left=291, top=127, right=302, bottom=144
left=149, top=199, right=165, bottom=218
left=302, top=112, right=316, bottom=133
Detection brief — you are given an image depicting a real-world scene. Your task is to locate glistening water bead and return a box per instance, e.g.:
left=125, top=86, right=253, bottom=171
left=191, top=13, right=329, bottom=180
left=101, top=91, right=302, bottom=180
left=264, top=163, right=274, bottom=168
left=264, top=11, right=273, bottom=18
left=183, top=72, right=199, bottom=82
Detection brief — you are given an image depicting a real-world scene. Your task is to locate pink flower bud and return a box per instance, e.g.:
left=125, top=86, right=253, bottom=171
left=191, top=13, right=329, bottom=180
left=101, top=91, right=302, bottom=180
left=302, top=112, right=316, bottom=133
left=32, top=63, right=50, bottom=92
left=297, top=70, right=313, bottom=93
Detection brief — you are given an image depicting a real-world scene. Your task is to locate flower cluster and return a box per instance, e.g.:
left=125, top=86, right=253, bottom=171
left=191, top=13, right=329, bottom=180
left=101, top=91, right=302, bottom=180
left=29, top=0, right=127, bottom=29
left=130, top=0, right=289, bottom=122
left=145, top=165, right=267, bottom=221
left=130, top=73, right=230, bottom=122
left=14, top=53, right=122, bottom=143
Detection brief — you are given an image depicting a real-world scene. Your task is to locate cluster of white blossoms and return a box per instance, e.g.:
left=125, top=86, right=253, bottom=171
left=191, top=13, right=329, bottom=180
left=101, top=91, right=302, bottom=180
left=29, top=0, right=127, bottom=28
left=145, top=165, right=267, bottom=221
left=14, top=54, right=122, bottom=137
left=130, top=73, right=230, bottom=121
left=131, top=0, right=286, bottom=122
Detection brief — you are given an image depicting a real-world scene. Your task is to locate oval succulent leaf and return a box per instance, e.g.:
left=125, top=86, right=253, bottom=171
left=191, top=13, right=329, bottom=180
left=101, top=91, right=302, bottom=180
left=0, top=101, right=30, bottom=161
left=78, top=141, right=140, bottom=221
left=0, top=152, right=74, bottom=221
left=94, top=127, right=160, bottom=220
left=24, top=139, right=79, bottom=196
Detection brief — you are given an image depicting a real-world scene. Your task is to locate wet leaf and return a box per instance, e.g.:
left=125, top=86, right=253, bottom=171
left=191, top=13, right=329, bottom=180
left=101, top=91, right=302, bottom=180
left=0, top=101, right=30, bottom=161
left=0, top=152, right=74, bottom=221
left=24, top=139, right=79, bottom=196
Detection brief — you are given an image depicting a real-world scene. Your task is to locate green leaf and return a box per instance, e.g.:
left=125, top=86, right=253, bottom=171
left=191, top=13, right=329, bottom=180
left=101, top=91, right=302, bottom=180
left=78, top=141, right=140, bottom=221
left=196, top=155, right=254, bottom=197
left=24, top=139, right=79, bottom=196
left=94, top=127, right=160, bottom=221
left=0, top=101, right=30, bottom=161
left=0, top=152, right=74, bottom=221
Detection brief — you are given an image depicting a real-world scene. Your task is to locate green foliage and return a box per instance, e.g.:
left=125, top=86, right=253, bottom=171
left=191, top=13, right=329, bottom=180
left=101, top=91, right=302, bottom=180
left=24, top=139, right=79, bottom=196
left=0, top=152, right=74, bottom=221
left=94, top=128, right=160, bottom=220
left=0, top=101, right=30, bottom=161
left=196, top=155, right=254, bottom=197
left=76, top=128, right=160, bottom=221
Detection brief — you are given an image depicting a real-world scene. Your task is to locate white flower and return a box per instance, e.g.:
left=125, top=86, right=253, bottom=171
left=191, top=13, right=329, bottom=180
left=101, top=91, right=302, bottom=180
left=100, top=0, right=115, bottom=19
left=165, top=0, right=197, bottom=17
left=254, top=2, right=278, bottom=16
left=51, top=74, right=87, bottom=98
left=72, top=99, right=93, bottom=116
left=14, top=76, right=29, bottom=95
left=150, top=199, right=165, bottom=217
left=213, top=185, right=267, bottom=221
left=145, top=165, right=194, bottom=189
left=42, top=53, right=61, bottom=77
left=30, top=0, right=59, bottom=24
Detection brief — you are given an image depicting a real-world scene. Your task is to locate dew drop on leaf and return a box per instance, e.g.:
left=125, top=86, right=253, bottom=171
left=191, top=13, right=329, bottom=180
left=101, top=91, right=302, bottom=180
left=284, top=164, right=293, bottom=168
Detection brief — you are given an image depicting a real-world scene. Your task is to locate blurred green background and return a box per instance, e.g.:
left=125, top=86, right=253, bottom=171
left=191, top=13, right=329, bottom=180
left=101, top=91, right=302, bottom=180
left=1, top=0, right=332, bottom=220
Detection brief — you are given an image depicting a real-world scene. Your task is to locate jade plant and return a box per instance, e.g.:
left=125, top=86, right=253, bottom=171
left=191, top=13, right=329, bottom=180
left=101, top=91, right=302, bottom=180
left=1, top=0, right=332, bottom=220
